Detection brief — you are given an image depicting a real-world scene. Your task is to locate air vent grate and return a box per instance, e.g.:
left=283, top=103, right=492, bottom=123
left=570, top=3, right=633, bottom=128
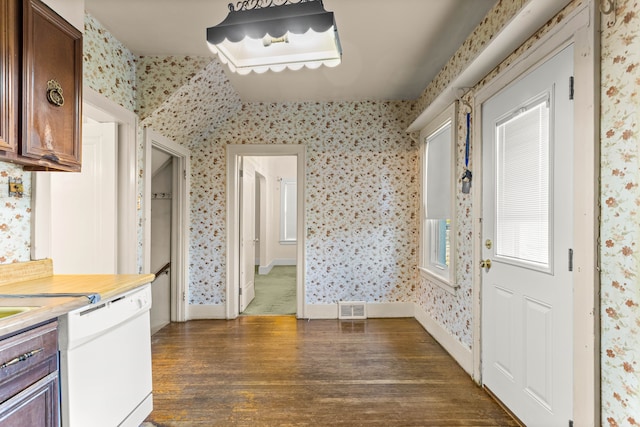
left=338, top=301, right=367, bottom=319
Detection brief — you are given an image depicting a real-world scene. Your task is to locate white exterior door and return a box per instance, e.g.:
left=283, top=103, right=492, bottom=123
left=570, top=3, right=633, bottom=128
left=50, top=122, right=118, bottom=274
left=481, top=45, right=573, bottom=426
left=239, top=158, right=256, bottom=312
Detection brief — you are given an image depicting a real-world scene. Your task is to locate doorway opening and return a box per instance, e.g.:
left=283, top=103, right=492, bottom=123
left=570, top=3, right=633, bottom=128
left=240, top=156, right=298, bottom=316
left=226, top=145, right=306, bottom=319
left=143, top=129, right=190, bottom=333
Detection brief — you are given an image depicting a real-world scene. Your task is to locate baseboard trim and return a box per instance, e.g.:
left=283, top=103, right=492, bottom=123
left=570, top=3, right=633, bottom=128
left=366, top=302, right=414, bottom=318
left=304, top=302, right=414, bottom=320
left=188, top=304, right=226, bottom=320
left=414, top=303, right=473, bottom=376
left=257, top=258, right=296, bottom=275
left=304, top=303, right=338, bottom=319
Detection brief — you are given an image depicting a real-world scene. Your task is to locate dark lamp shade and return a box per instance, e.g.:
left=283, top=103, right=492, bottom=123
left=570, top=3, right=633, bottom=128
left=206, top=1, right=342, bottom=74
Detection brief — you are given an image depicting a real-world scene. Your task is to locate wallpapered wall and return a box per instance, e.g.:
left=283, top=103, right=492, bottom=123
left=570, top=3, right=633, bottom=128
left=182, top=101, right=419, bottom=304
left=0, top=164, right=30, bottom=263
left=0, top=1, right=638, bottom=424
left=599, top=0, right=640, bottom=424
left=414, top=0, right=586, bottom=351
left=416, top=0, right=640, bottom=423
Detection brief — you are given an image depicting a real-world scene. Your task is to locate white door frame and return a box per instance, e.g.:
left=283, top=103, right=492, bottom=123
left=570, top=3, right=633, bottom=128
left=471, top=3, right=599, bottom=425
left=226, top=144, right=306, bottom=319
left=143, top=128, right=190, bottom=323
left=31, top=87, right=138, bottom=274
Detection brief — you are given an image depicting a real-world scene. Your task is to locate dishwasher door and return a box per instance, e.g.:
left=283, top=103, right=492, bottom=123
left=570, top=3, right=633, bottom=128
left=59, top=285, right=153, bottom=427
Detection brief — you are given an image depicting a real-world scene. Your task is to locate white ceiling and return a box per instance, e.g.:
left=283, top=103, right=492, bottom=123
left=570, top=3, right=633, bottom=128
left=84, top=0, right=496, bottom=103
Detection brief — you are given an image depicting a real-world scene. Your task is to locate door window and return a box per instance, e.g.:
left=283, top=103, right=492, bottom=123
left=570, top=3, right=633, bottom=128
left=495, top=94, right=551, bottom=269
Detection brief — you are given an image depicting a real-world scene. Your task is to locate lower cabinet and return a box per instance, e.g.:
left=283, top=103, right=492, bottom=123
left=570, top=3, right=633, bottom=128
left=0, top=321, right=59, bottom=427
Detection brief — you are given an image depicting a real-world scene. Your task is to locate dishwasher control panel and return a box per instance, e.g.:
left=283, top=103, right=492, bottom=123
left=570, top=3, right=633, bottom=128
left=58, top=284, right=152, bottom=350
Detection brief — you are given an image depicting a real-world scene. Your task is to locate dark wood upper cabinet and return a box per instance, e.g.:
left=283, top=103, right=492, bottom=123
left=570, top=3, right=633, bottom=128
left=0, top=0, right=19, bottom=153
left=21, top=0, right=82, bottom=171
left=0, top=0, right=82, bottom=172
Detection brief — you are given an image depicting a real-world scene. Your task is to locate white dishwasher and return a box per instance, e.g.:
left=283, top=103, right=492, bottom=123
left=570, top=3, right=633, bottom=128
left=58, top=284, right=153, bottom=427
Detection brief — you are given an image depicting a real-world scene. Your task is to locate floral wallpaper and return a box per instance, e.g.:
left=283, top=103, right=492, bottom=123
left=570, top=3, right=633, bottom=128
left=181, top=100, right=419, bottom=304
left=600, top=0, right=640, bottom=424
left=0, top=164, right=31, bottom=263
left=140, top=59, right=241, bottom=145
left=135, top=56, right=419, bottom=305
left=0, top=2, right=638, bottom=424
left=83, top=14, right=137, bottom=112
left=136, top=56, right=214, bottom=121
left=413, top=0, right=585, bottom=349
left=414, top=100, right=475, bottom=347
left=138, top=56, right=241, bottom=282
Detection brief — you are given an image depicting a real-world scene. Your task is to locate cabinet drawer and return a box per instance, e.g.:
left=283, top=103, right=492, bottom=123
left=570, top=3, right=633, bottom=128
left=0, top=321, right=58, bottom=404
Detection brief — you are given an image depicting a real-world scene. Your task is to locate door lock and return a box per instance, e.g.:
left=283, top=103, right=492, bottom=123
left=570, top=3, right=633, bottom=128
left=480, top=259, right=492, bottom=271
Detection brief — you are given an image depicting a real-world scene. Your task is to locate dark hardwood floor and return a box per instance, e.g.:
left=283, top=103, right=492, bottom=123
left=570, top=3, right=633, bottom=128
left=145, top=316, right=518, bottom=426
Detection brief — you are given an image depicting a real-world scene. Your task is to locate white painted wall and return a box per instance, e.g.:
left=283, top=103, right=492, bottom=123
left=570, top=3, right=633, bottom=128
left=249, top=156, right=296, bottom=272
left=267, top=156, right=296, bottom=264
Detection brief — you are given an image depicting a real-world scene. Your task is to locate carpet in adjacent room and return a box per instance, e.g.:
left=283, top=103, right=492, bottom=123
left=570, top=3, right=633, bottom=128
left=242, top=266, right=296, bottom=315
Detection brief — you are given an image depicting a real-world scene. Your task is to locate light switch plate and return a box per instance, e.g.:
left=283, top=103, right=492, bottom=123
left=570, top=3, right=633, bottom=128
left=8, top=177, right=24, bottom=197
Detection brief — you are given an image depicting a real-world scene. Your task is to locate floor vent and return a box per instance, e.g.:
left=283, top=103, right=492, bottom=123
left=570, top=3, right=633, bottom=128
left=338, top=301, right=367, bottom=319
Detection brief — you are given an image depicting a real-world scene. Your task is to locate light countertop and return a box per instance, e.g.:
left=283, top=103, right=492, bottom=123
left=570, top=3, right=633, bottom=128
left=0, top=259, right=154, bottom=337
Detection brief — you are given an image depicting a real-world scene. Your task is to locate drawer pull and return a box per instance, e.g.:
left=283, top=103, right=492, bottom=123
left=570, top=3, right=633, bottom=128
left=0, top=348, right=44, bottom=369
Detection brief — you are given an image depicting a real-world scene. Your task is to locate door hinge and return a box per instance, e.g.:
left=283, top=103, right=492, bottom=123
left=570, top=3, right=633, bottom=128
left=182, top=291, right=186, bottom=302
left=239, top=287, right=242, bottom=296
left=568, top=248, right=574, bottom=272
left=239, top=170, right=244, bottom=178
left=569, top=76, right=574, bottom=100
left=183, top=169, right=187, bottom=179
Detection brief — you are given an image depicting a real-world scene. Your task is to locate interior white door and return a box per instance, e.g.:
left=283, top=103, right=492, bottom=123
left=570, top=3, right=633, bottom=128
left=50, top=122, right=118, bottom=274
left=481, top=45, right=573, bottom=426
left=149, top=151, right=173, bottom=334
left=239, top=158, right=256, bottom=312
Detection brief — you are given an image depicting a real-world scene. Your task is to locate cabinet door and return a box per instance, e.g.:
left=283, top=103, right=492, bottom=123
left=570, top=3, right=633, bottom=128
left=0, top=0, right=18, bottom=153
left=0, top=321, right=59, bottom=426
left=21, top=0, right=81, bottom=171
left=0, top=372, right=59, bottom=427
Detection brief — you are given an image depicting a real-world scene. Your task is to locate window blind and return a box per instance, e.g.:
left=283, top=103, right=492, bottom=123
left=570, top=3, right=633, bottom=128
left=425, top=121, right=452, bottom=219
left=495, top=99, right=550, bottom=266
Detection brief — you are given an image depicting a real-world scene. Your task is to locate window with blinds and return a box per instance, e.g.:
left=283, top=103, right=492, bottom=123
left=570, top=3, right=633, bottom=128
left=419, top=102, right=457, bottom=293
left=495, top=95, right=550, bottom=268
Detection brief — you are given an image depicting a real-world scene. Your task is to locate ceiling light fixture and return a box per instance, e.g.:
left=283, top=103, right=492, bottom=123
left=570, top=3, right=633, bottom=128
left=206, top=0, right=342, bottom=75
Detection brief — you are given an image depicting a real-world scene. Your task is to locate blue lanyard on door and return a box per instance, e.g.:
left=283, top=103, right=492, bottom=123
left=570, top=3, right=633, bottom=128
left=462, top=111, right=472, bottom=194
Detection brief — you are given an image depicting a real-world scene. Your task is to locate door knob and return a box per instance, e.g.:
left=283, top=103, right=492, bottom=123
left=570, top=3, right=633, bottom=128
left=480, top=259, right=492, bottom=271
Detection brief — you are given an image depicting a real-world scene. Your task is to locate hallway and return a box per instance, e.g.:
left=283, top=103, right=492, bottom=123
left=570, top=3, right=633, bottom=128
left=145, top=317, right=518, bottom=426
